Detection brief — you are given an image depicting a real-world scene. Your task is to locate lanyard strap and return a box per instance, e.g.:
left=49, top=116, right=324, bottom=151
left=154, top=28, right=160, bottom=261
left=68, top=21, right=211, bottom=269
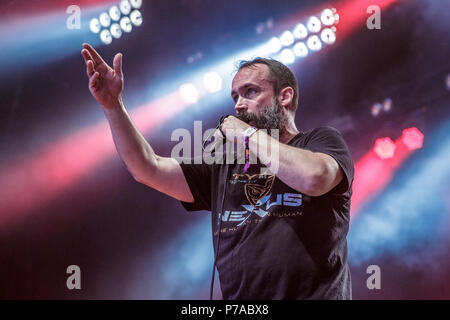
left=242, top=126, right=258, bottom=172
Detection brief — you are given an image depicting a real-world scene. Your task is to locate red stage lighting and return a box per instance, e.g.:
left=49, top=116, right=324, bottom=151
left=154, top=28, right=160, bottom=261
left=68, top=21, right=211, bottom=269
left=401, top=127, right=424, bottom=150
left=374, top=137, right=396, bottom=159
left=0, top=91, right=186, bottom=228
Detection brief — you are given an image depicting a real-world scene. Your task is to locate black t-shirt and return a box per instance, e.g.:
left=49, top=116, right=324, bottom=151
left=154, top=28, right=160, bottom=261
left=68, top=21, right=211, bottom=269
left=179, top=126, right=354, bottom=299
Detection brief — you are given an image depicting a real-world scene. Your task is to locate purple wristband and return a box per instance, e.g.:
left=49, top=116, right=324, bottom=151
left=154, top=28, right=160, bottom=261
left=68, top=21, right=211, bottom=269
left=242, top=127, right=258, bottom=172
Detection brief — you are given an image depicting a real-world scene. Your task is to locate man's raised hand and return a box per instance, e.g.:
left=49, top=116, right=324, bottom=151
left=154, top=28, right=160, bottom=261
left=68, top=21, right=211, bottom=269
left=81, top=43, right=124, bottom=109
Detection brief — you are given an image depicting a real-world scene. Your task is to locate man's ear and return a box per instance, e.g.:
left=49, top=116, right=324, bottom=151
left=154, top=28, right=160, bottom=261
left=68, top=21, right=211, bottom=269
left=278, top=87, right=294, bottom=109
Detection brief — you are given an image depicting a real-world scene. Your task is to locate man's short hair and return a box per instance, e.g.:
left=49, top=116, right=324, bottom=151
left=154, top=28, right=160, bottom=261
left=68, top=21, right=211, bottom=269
left=237, top=58, right=299, bottom=113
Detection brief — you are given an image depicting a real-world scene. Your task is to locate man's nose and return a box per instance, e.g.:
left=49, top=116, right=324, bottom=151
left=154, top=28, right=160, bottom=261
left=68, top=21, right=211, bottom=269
left=234, top=97, right=247, bottom=113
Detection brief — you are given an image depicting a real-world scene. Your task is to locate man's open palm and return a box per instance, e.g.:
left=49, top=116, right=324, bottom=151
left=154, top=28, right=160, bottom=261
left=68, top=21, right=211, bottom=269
left=81, top=43, right=123, bottom=108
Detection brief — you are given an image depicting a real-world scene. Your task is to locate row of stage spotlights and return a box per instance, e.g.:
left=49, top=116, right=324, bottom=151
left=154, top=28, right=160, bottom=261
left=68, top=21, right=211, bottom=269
left=178, top=8, right=340, bottom=104
left=268, top=8, right=339, bottom=65
left=89, top=0, right=143, bottom=45
left=179, top=71, right=223, bottom=105
left=374, top=127, right=424, bottom=159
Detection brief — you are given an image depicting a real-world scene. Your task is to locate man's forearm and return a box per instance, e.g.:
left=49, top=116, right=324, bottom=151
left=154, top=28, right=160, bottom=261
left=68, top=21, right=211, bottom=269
left=249, top=130, right=327, bottom=196
left=102, top=97, right=158, bottom=181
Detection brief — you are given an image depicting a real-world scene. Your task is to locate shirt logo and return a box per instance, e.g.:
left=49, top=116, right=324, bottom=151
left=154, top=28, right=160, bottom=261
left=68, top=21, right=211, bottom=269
left=220, top=173, right=303, bottom=230
left=244, top=175, right=275, bottom=206
left=222, top=192, right=303, bottom=227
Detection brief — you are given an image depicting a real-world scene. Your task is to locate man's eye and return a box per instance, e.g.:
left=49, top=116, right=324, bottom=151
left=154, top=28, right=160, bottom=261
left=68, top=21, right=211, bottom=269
left=246, top=88, right=256, bottom=96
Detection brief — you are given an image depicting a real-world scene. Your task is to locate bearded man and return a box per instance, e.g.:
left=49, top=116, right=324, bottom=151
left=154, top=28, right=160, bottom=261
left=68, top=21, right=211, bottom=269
left=81, top=43, right=354, bottom=300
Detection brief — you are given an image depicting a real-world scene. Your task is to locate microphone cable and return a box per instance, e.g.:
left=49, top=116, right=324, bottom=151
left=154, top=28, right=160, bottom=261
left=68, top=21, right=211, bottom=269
left=207, top=115, right=230, bottom=300
left=202, top=115, right=229, bottom=152
left=209, top=165, right=230, bottom=300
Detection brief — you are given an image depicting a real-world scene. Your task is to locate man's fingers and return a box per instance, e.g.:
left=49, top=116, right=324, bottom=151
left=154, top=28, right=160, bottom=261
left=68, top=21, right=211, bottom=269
left=81, top=48, right=94, bottom=65
left=82, top=43, right=106, bottom=67
left=89, top=72, right=100, bottom=89
left=86, top=60, right=95, bottom=78
left=113, top=53, right=123, bottom=78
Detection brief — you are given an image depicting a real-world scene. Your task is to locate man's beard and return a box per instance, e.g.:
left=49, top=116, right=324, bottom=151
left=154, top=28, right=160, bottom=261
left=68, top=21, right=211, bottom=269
left=236, top=98, right=288, bottom=134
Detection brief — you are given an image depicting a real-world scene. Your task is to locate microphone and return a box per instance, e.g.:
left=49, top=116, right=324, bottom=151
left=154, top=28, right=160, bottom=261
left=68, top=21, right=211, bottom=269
left=202, top=114, right=249, bottom=152
left=202, top=115, right=230, bottom=153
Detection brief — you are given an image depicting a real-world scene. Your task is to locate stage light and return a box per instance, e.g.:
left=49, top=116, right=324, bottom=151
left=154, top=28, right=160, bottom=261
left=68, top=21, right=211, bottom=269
left=446, top=74, right=450, bottom=90
left=186, top=51, right=203, bottom=64
left=130, top=0, right=142, bottom=9
left=382, top=98, right=392, bottom=112
left=110, top=23, right=122, bottom=39
left=349, top=121, right=450, bottom=265
left=109, top=6, right=121, bottom=21
left=320, top=28, right=336, bottom=44
left=331, top=8, right=339, bottom=25
left=374, top=137, right=396, bottom=159
left=203, top=72, right=223, bottom=93
left=307, top=16, right=321, bottom=33
left=267, top=37, right=282, bottom=53
left=179, top=83, right=199, bottom=104
left=334, top=13, right=340, bottom=25
left=280, top=30, right=294, bottom=46
left=89, top=18, right=101, bottom=34
left=293, top=23, right=308, bottom=39
left=306, top=35, right=322, bottom=51
left=130, top=10, right=143, bottom=27
left=100, top=29, right=113, bottom=45
left=371, top=103, right=382, bottom=116
left=293, top=42, right=308, bottom=57
left=320, top=8, right=335, bottom=26
left=402, top=127, right=424, bottom=150
left=255, top=23, right=265, bottom=35
left=120, top=0, right=132, bottom=15
left=99, top=12, right=111, bottom=28
left=280, top=48, right=295, bottom=65
left=120, top=16, right=133, bottom=32
left=88, top=2, right=143, bottom=44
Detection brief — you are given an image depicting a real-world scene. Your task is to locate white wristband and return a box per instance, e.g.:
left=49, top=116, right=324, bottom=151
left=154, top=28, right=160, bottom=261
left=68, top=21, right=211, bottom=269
left=242, top=126, right=258, bottom=138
